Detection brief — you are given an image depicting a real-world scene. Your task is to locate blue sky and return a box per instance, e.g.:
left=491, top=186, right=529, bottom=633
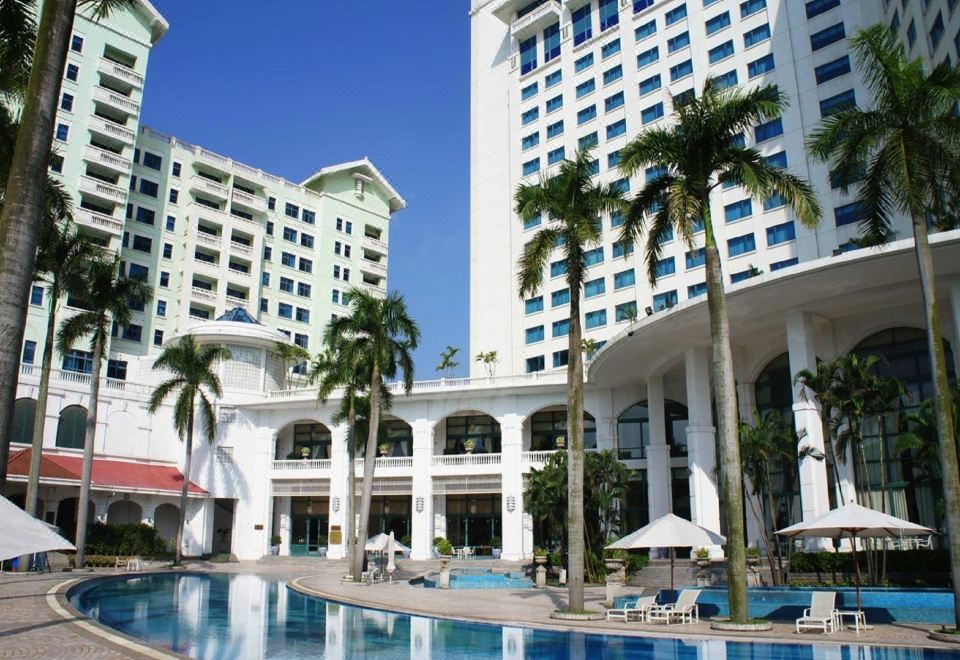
left=144, top=1, right=471, bottom=378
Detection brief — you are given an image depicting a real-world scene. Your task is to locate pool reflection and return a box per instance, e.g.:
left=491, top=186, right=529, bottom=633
left=71, top=574, right=947, bottom=660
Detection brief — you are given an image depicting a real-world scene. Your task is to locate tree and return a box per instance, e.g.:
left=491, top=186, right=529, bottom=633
left=617, top=79, right=821, bottom=622
left=148, top=336, right=230, bottom=566
left=435, top=345, right=460, bottom=379
left=474, top=351, right=498, bottom=378
left=795, top=359, right=847, bottom=506
left=56, top=255, right=151, bottom=566
left=325, top=287, right=419, bottom=581
left=515, top=148, right=626, bottom=612
left=24, top=210, right=96, bottom=519
left=270, top=341, right=310, bottom=390
left=807, top=24, right=960, bottom=625
left=897, top=389, right=960, bottom=522
left=0, top=0, right=139, bottom=490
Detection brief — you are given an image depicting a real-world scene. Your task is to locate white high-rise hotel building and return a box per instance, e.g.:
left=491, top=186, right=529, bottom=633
left=4, top=0, right=960, bottom=563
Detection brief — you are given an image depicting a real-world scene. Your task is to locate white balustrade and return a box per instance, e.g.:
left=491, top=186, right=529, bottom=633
left=93, top=86, right=140, bottom=114
left=98, top=57, right=144, bottom=87
left=432, top=453, right=503, bottom=467
left=272, top=459, right=332, bottom=471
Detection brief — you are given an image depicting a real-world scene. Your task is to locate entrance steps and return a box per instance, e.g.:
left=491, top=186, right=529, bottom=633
left=627, top=558, right=699, bottom=589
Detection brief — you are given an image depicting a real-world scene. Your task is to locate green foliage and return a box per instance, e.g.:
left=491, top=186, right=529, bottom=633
left=534, top=546, right=549, bottom=557
left=548, top=551, right=563, bottom=566
left=400, top=535, right=411, bottom=547
left=790, top=550, right=950, bottom=574
left=695, top=547, right=711, bottom=560
left=746, top=546, right=761, bottom=559
left=84, top=523, right=169, bottom=557
left=434, top=538, right=453, bottom=556
left=490, top=536, right=501, bottom=549
left=270, top=535, right=282, bottom=545
left=625, top=553, right=649, bottom=575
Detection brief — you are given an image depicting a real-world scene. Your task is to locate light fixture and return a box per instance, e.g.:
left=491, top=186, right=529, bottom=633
left=415, top=496, right=424, bottom=513
left=383, top=499, right=391, bottom=515
left=331, top=497, right=340, bottom=513
left=645, top=306, right=653, bottom=316
left=306, top=499, right=313, bottom=515
left=469, top=499, right=477, bottom=515
left=506, top=496, right=516, bottom=513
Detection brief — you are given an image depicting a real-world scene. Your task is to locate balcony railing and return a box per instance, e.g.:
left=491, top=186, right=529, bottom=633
left=522, top=450, right=558, bottom=465
left=432, top=454, right=502, bottom=467
left=361, top=234, right=388, bottom=254
left=225, top=295, right=249, bottom=308
left=79, top=175, right=127, bottom=203
left=98, top=57, right=144, bottom=87
left=84, top=145, right=130, bottom=173
left=272, top=459, right=331, bottom=472
left=89, top=116, right=135, bottom=144
left=227, top=266, right=251, bottom=278
left=230, top=240, right=253, bottom=255
left=195, top=231, right=222, bottom=247
left=231, top=188, right=267, bottom=213
left=74, top=208, right=123, bottom=235
left=191, top=286, right=217, bottom=302
left=354, top=457, right=413, bottom=469
left=190, top=175, right=230, bottom=200
left=92, top=86, right=140, bottom=115
left=361, top=281, right=386, bottom=297
left=19, top=364, right=153, bottom=393
left=360, top=259, right=387, bottom=276
left=511, top=0, right=561, bottom=39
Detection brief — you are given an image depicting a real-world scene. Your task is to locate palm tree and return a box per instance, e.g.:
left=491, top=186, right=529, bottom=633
left=474, top=351, right=498, bottom=378
left=270, top=341, right=311, bottom=390
left=514, top=148, right=626, bottom=612
left=325, top=287, right=419, bottom=581
left=897, top=389, right=960, bottom=522
left=56, top=255, right=151, bottom=566
left=807, top=25, right=960, bottom=624
left=0, top=0, right=137, bottom=490
left=436, top=345, right=460, bottom=379
left=24, top=213, right=97, bottom=518
left=795, top=359, right=846, bottom=507
left=148, top=336, right=230, bottom=566
left=617, top=79, right=821, bottom=622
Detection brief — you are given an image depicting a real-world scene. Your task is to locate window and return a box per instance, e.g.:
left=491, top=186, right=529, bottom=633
left=764, top=151, right=787, bottom=168
left=577, top=105, right=597, bottom=125
left=714, top=70, right=738, bottom=89
left=599, top=0, right=619, bottom=31
left=637, top=45, right=659, bottom=68
left=524, top=213, right=542, bottom=230
left=521, top=82, right=538, bottom=101
left=60, top=92, right=73, bottom=112
left=163, top=216, right=175, bottom=232
left=302, top=209, right=316, bottom=225
left=299, top=233, right=314, bottom=249
left=172, top=162, right=181, bottom=177
left=754, top=117, right=783, bottom=142
left=548, top=147, right=565, bottom=165
left=262, top=272, right=271, bottom=286
left=576, top=79, right=596, bottom=99
left=709, top=40, right=735, bottom=63
left=725, top=199, right=753, bottom=222
left=763, top=193, right=785, bottom=210
left=614, top=269, right=636, bottom=289
left=731, top=269, right=758, bottom=284
left=142, top=152, right=162, bottom=170
left=266, top=221, right=274, bottom=236
left=550, top=259, right=568, bottom=277
left=281, top=252, right=296, bottom=267
left=612, top=241, right=634, bottom=258
left=579, top=247, right=600, bottom=266
left=634, top=0, right=654, bottom=11
left=344, top=244, right=351, bottom=258
left=603, top=64, right=623, bottom=85
left=572, top=4, right=593, bottom=46
left=153, top=329, right=164, bottom=346
left=298, top=257, right=313, bottom=274
left=552, top=350, right=569, bottom=368
left=526, top=325, right=544, bottom=344
left=156, top=299, right=167, bottom=317
left=740, top=0, right=766, bottom=18
left=552, top=288, right=570, bottom=307
left=615, top=301, right=638, bottom=322
left=639, top=74, right=661, bottom=96
left=931, top=13, right=946, bottom=50
left=22, top=340, right=36, bottom=365
left=665, top=4, right=688, bottom=25
left=641, top=102, right=664, bottom=124
left=55, top=123, right=69, bottom=141
left=522, top=158, right=541, bottom=176
left=296, top=307, right=310, bottom=323
left=653, top=290, right=678, bottom=311
left=748, top=53, right=775, bottom=77
left=520, top=36, right=538, bottom=75
left=766, top=221, right=796, bottom=245
left=63, top=349, right=93, bottom=374
left=605, top=91, right=625, bottom=112
left=575, top=53, right=594, bottom=73
left=64, top=62, right=76, bottom=81
left=30, top=285, right=44, bottom=306
left=667, top=31, right=690, bottom=53
left=585, top=277, right=605, bottom=297
left=819, top=89, right=855, bottom=117
left=522, top=107, right=540, bottom=125
left=585, top=309, right=607, bottom=329
left=654, top=257, right=676, bottom=278
left=49, top=154, right=63, bottom=173
left=525, top=296, right=544, bottom=314
left=608, top=152, right=621, bottom=169
left=728, top=232, right=757, bottom=256
left=670, top=59, right=693, bottom=81
left=682, top=281, right=705, bottom=299
left=278, top=302, right=293, bottom=319
left=526, top=356, right=545, bottom=373
left=160, top=272, right=169, bottom=287
left=280, top=277, right=294, bottom=293
left=545, top=70, right=562, bottom=88
left=706, top=12, right=731, bottom=36
left=907, top=19, right=916, bottom=49
left=686, top=248, right=706, bottom=269
left=285, top=202, right=299, bottom=218
left=546, top=95, right=563, bottom=114
left=522, top=132, right=540, bottom=150
left=805, top=0, right=839, bottom=19
left=120, top=324, right=141, bottom=343
left=601, top=38, right=621, bottom=59
left=636, top=19, right=657, bottom=42
left=604, top=119, right=627, bottom=142
left=578, top=132, right=599, bottom=150
left=70, top=34, right=83, bottom=52
left=743, top=24, right=770, bottom=49
left=771, top=257, right=799, bottom=271
left=552, top=319, right=570, bottom=337
left=815, top=56, right=852, bottom=84
left=834, top=202, right=864, bottom=227
left=543, top=23, right=560, bottom=62
left=127, top=263, right=148, bottom=281
left=138, top=179, right=158, bottom=198
left=810, top=23, right=845, bottom=51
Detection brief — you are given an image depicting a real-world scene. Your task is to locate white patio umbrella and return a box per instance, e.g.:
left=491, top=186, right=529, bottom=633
left=0, top=494, right=75, bottom=564
left=776, top=502, right=934, bottom=611
left=606, top=513, right=726, bottom=590
left=386, top=531, right=397, bottom=579
left=365, top=532, right=411, bottom=554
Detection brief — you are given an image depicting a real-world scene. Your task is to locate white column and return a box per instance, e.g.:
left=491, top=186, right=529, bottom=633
left=410, top=420, right=435, bottom=560
left=500, top=415, right=525, bottom=560
left=684, top=348, right=722, bottom=543
left=327, top=424, right=349, bottom=560
left=736, top=380, right=763, bottom=548
left=950, top=281, right=960, bottom=369
left=277, top=497, right=291, bottom=556
left=786, top=311, right=833, bottom=551
left=646, top=375, right=672, bottom=520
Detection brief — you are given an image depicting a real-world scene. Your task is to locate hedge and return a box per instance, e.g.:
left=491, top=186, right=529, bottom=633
left=789, top=549, right=950, bottom=574
left=84, top=523, right=171, bottom=557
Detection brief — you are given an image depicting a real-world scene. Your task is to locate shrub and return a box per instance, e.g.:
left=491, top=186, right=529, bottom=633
left=534, top=547, right=549, bottom=557
left=270, top=535, right=282, bottom=545
left=625, top=553, right=649, bottom=575
left=549, top=551, right=563, bottom=567
left=85, top=523, right=169, bottom=557
left=604, top=548, right=627, bottom=560
left=434, top=538, right=453, bottom=556
left=400, top=535, right=412, bottom=547
left=491, top=536, right=502, bottom=549
left=746, top=546, right=761, bottom=559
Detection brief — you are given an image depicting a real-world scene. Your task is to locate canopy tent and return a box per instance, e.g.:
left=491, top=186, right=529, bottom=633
left=365, top=533, right=410, bottom=554
left=776, top=502, right=934, bottom=610
left=606, top=513, right=726, bottom=590
left=0, top=494, right=75, bottom=563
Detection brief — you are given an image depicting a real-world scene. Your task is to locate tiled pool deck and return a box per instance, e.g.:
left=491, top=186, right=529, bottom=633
left=0, top=558, right=957, bottom=657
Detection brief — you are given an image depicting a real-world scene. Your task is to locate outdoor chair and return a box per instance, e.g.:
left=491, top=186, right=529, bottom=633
left=115, top=556, right=129, bottom=571
left=795, top=591, right=836, bottom=634
left=606, top=595, right=657, bottom=623
left=647, top=589, right=701, bottom=625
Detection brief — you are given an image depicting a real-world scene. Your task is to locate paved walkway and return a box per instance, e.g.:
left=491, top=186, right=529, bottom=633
left=0, top=559, right=956, bottom=657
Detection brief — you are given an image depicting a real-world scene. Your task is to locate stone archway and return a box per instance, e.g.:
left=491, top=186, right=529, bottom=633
left=107, top=499, right=143, bottom=525
left=154, top=503, right=180, bottom=547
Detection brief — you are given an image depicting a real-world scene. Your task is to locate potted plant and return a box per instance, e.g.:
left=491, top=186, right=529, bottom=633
left=401, top=535, right=412, bottom=559
left=299, top=446, right=311, bottom=460
left=555, top=435, right=566, bottom=449
left=270, top=535, right=282, bottom=555
left=434, top=538, right=453, bottom=558
left=604, top=548, right=626, bottom=572
left=317, top=535, right=328, bottom=558
left=694, top=547, right=711, bottom=567
left=463, top=438, right=475, bottom=454
left=534, top=547, right=549, bottom=565
left=491, top=536, right=502, bottom=559
left=746, top=546, right=761, bottom=566
left=378, top=442, right=392, bottom=457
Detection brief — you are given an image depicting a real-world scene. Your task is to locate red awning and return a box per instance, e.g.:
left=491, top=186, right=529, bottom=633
left=6, top=448, right=207, bottom=495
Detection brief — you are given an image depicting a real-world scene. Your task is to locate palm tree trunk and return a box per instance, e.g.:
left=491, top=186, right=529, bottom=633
left=748, top=492, right=777, bottom=585
left=703, top=208, right=748, bottom=623
left=74, top=332, right=103, bottom=568
left=0, top=0, right=76, bottom=490
left=25, top=294, right=59, bottom=517
left=910, top=208, right=960, bottom=627
left=764, top=472, right=783, bottom=586
left=175, top=400, right=195, bottom=567
left=353, top=364, right=381, bottom=581
left=566, top=282, right=585, bottom=612
left=345, top=395, right=357, bottom=569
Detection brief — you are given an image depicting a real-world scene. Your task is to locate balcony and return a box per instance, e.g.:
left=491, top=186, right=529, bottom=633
left=229, top=240, right=253, bottom=256
left=74, top=208, right=123, bottom=236
left=360, top=258, right=387, bottom=277
left=97, top=57, right=144, bottom=88
left=227, top=265, right=251, bottom=279
left=354, top=456, right=412, bottom=474
left=191, top=286, right=217, bottom=303
left=361, top=281, right=386, bottom=298
left=521, top=450, right=557, bottom=469
left=192, top=257, right=221, bottom=277
left=432, top=453, right=503, bottom=475
left=231, top=188, right=267, bottom=213
left=511, top=0, right=562, bottom=39
left=84, top=145, right=130, bottom=174
left=195, top=231, right=222, bottom=248
left=188, top=202, right=231, bottom=226
left=272, top=459, right=332, bottom=475
left=225, top=294, right=249, bottom=308
left=190, top=175, right=230, bottom=201
left=88, top=116, right=135, bottom=146
left=92, top=86, right=140, bottom=116
left=361, top=234, right=387, bottom=255
left=79, top=175, right=127, bottom=204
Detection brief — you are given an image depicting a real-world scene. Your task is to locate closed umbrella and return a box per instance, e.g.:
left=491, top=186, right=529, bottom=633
left=606, top=513, right=726, bottom=591
left=0, top=494, right=75, bottom=563
left=387, top=531, right=397, bottom=579
left=776, top=502, right=934, bottom=611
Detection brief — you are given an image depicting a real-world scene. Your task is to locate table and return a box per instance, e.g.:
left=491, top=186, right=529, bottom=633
left=834, top=609, right=866, bottom=633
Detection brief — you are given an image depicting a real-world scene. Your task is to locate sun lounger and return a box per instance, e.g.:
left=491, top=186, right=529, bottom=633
left=606, top=595, right=657, bottom=622
left=796, top=591, right=836, bottom=634
left=647, top=589, right=701, bottom=625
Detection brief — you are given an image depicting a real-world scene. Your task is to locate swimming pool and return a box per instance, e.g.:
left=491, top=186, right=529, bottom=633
left=69, top=574, right=956, bottom=659
left=421, top=568, right=533, bottom=589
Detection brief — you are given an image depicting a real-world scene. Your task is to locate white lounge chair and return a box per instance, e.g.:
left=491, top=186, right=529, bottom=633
left=647, top=589, right=701, bottom=625
left=606, top=595, right=657, bottom=622
left=796, top=591, right=836, bottom=634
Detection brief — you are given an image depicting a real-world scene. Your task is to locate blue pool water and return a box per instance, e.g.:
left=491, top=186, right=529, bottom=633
left=70, top=574, right=958, bottom=659
left=422, top=568, right=533, bottom=589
